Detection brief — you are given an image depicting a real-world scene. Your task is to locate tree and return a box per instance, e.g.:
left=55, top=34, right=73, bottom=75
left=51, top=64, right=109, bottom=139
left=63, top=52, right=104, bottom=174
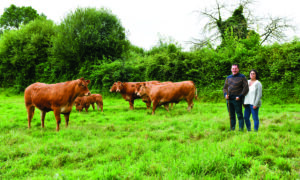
left=0, top=18, right=56, bottom=91
left=0, top=4, right=45, bottom=30
left=50, top=7, right=130, bottom=79
left=259, top=16, right=295, bottom=45
left=192, top=0, right=295, bottom=48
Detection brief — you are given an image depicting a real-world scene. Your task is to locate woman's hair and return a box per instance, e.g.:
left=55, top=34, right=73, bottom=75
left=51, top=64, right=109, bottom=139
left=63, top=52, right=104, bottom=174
left=249, top=69, right=259, bottom=80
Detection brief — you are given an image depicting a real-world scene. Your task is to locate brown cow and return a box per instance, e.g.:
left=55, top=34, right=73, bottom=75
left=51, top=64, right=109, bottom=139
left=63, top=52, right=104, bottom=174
left=110, top=81, right=159, bottom=109
left=135, top=81, right=173, bottom=109
left=24, top=78, right=91, bottom=131
left=75, top=94, right=103, bottom=112
left=109, top=81, right=140, bottom=110
left=137, top=81, right=197, bottom=115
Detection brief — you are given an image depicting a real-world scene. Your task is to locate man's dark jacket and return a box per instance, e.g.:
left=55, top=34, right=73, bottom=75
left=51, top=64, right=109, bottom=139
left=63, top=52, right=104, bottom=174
left=223, top=73, right=249, bottom=100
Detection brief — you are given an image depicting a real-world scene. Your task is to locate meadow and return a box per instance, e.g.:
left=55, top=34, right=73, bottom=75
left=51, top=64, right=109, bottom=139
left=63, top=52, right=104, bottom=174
left=0, top=92, right=299, bottom=179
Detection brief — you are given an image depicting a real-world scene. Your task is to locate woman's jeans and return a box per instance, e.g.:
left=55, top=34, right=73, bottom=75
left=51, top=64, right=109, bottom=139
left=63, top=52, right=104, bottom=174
left=244, top=105, right=259, bottom=131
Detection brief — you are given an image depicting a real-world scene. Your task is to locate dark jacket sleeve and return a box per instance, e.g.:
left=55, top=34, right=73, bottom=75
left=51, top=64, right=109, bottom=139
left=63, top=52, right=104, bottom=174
left=223, top=78, right=228, bottom=97
left=240, top=77, right=249, bottom=98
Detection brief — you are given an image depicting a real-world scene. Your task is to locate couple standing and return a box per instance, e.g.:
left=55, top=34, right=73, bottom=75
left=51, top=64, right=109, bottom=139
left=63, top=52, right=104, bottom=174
left=223, top=64, right=262, bottom=131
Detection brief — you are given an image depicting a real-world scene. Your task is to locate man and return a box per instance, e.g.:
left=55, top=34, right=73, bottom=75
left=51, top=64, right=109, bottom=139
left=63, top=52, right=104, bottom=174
left=223, top=64, right=249, bottom=131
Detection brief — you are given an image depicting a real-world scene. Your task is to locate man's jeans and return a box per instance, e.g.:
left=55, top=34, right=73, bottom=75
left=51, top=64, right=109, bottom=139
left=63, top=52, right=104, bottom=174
left=244, top=105, right=259, bottom=131
left=227, top=99, right=244, bottom=130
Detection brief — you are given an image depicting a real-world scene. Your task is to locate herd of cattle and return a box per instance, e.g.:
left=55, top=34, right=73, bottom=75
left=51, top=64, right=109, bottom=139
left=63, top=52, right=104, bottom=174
left=24, top=78, right=197, bottom=131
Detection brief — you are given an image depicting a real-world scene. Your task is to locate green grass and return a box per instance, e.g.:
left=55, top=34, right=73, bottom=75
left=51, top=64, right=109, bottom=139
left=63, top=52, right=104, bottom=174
left=0, top=93, right=299, bottom=179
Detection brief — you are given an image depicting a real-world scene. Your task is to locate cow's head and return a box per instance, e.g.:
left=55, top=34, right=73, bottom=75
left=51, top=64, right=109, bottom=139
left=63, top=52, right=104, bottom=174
left=115, top=81, right=123, bottom=92
left=77, top=77, right=91, bottom=97
left=110, top=82, right=117, bottom=92
left=75, top=103, right=83, bottom=112
left=74, top=98, right=83, bottom=112
left=135, top=83, right=141, bottom=94
left=137, top=82, right=147, bottom=96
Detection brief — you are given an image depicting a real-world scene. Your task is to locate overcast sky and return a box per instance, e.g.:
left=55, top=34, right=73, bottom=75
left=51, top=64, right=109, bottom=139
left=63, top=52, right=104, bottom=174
left=0, top=0, right=299, bottom=50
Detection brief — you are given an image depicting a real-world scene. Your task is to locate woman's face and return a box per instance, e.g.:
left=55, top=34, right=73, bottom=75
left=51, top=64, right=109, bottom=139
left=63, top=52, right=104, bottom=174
left=250, top=71, right=256, bottom=80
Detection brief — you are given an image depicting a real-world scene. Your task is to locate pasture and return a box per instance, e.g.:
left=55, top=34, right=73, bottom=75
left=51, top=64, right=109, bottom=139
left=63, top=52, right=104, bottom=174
left=0, top=92, right=299, bottom=179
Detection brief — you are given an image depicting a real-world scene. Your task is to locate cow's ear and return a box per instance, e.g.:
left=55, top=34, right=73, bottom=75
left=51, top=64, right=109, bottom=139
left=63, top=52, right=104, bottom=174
left=86, top=80, right=90, bottom=84
left=78, top=80, right=83, bottom=86
left=80, top=77, right=84, bottom=81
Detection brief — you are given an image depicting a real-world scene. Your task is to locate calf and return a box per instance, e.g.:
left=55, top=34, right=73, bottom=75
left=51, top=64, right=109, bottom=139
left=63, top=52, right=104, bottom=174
left=74, top=96, right=90, bottom=112
left=89, top=94, right=103, bottom=112
left=24, top=78, right=91, bottom=131
left=75, top=94, right=103, bottom=112
left=137, top=81, right=196, bottom=115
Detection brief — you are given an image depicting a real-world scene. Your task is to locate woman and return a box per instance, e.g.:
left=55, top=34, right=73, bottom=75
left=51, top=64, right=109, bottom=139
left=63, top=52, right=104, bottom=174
left=244, top=69, right=262, bottom=131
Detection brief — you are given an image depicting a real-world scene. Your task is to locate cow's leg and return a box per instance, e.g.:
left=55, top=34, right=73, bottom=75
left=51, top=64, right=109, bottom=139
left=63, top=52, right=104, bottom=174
left=41, top=111, right=46, bottom=128
left=95, top=102, right=99, bottom=111
left=190, top=98, right=194, bottom=110
left=171, top=103, right=174, bottom=109
left=146, top=97, right=151, bottom=109
left=91, top=103, right=95, bottom=110
left=53, top=109, right=61, bottom=131
left=187, top=99, right=194, bottom=112
left=146, top=101, right=151, bottom=109
left=129, top=99, right=134, bottom=110
left=96, top=101, right=103, bottom=112
left=99, top=102, right=103, bottom=112
left=152, top=100, right=159, bottom=115
left=164, top=104, right=169, bottom=112
left=26, top=106, right=35, bottom=129
left=64, top=113, right=70, bottom=127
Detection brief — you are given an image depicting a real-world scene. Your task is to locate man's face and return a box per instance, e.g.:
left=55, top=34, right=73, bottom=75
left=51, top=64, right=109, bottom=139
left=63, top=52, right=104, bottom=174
left=231, top=65, right=239, bottom=75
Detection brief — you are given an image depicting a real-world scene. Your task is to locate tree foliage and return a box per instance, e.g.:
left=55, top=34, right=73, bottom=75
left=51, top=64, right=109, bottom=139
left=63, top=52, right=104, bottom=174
left=0, top=18, right=56, bottom=91
left=50, top=8, right=130, bottom=80
left=218, top=5, right=248, bottom=46
left=0, top=4, right=45, bottom=30
left=193, top=0, right=295, bottom=48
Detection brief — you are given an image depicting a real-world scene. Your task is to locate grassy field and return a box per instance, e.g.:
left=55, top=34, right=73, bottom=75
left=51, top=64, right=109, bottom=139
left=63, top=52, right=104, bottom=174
left=0, top=92, right=299, bottom=179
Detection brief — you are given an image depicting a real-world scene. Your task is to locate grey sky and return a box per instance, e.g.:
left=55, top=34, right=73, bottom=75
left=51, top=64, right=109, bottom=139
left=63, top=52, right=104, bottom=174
left=0, top=0, right=299, bottom=50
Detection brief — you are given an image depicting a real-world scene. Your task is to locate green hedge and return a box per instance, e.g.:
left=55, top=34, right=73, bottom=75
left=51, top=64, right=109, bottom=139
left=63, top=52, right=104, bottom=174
left=0, top=9, right=299, bottom=103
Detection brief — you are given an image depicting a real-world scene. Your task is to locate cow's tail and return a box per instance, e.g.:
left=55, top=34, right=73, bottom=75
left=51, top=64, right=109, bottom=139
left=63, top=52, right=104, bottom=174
left=191, top=81, right=198, bottom=100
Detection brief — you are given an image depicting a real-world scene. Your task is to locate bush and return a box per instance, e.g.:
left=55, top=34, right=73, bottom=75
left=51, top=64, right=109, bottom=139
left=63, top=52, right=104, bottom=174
left=50, top=7, right=130, bottom=81
left=0, top=17, right=56, bottom=91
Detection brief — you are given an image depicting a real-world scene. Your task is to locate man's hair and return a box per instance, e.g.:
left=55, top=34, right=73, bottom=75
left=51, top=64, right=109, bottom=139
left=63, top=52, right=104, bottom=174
left=249, top=69, right=260, bottom=80
left=232, top=64, right=239, bottom=69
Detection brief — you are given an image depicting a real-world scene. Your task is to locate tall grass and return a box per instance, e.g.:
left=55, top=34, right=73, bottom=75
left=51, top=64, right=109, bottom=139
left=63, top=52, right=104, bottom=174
left=0, top=92, right=299, bottom=179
